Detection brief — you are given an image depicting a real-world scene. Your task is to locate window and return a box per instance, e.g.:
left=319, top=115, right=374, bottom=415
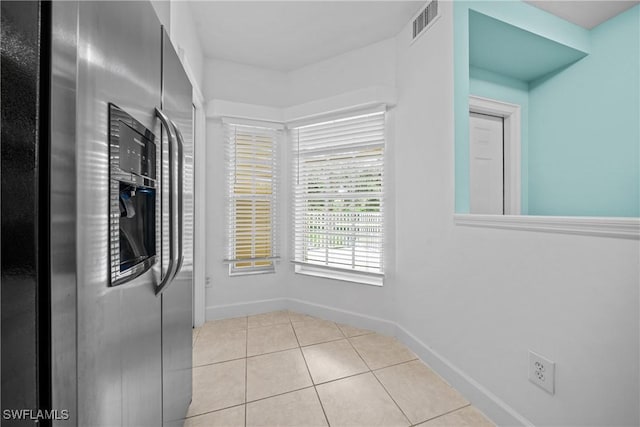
left=225, top=121, right=279, bottom=275
left=292, top=108, right=385, bottom=286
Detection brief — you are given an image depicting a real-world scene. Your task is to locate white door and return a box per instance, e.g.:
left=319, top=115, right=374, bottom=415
left=469, top=112, right=504, bottom=214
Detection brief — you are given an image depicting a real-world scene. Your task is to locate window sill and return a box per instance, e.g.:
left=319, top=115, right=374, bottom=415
left=453, top=214, right=640, bottom=239
left=294, top=263, right=383, bottom=287
left=229, top=266, right=276, bottom=277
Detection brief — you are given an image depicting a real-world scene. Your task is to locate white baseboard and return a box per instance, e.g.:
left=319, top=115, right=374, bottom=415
left=286, top=298, right=397, bottom=336
left=204, top=297, right=532, bottom=426
left=205, top=297, right=287, bottom=320
left=395, top=325, right=534, bottom=427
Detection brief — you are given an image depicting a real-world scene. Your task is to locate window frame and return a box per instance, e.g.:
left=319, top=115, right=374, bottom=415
left=224, top=119, right=280, bottom=276
left=290, top=106, right=386, bottom=286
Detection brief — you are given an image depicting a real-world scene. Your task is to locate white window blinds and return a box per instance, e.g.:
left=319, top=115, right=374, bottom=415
left=225, top=121, right=279, bottom=274
left=292, top=109, right=385, bottom=283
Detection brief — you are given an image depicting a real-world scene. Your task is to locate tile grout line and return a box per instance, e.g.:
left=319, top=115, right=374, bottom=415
left=193, top=355, right=247, bottom=368
left=247, top=341, right=300, bottom=359
left=304, top=357, right=422, bottom=388
left=198, top=313, right=480, bottom=427
left=185, top=402, right=245, bottom=420
left=189, top=369, right=448, bottom=425
left=199, top=315, right=342, bottom=363
left=345, top=334, right=420, bottom=372
left=194, top=342, right=301, bottom=369
left=289, top=313, right=332, bottom=427
left=409, top=403, right=472, bottom=427
left=346, top=331, right=467, bottom=426
left=201, top=329, right=371, bottom=355
left=291, top=320, right=346, bottom=348
left=185, top=403, right=245, bottom=421
left=247, top=385, right=316, bottom=405
left=312, top=369, right=372, bottom=387
left=371, top=357, right=420, bottom=372
left=371, top=368, right=413, bottom=426
left=185, top=400, right=472, bottom=426
left=195, top=320, right=314, bottom=368
left=345, top=335, right=413, bottom=426
left=194, top=313, right=304, bottom=424
left=299, top=335, right=346, bottom=348
left=345, top=335, right=373, bottom=371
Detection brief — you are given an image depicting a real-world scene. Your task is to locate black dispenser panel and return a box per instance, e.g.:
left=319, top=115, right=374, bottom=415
left=108, top=104, right=158, bottom=286
left=118, top=123, right=156, bottom=179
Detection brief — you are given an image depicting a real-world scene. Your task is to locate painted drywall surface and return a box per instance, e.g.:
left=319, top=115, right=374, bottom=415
left=460, top=0, right=590, bottom=53
left=468, top=9, right=587, bottom=83
left=169, top=1, right=204, bottom=92
left=203, top=37, right=395, bottom=109
left=202, top=55, right=288, bottom=316
left=396, top=2, right=638, bottom=425
left=461, top=3, right=639, bottom=217
left=283, top=37, right=398, bottom=321
left=203, top=59, right=289, bottom=107
left=282, top=107, right=398, bottom=322
left=454, top=1, right=590, bottom=213
left=528, top=5, right=640, bottom=217
left=287, top=37, right=396, bottom=106
left=204, top=119, right=288, bottom=317
left=203, top=38, right=399, bottom=320
left=454, top=1, right=472, bottom=213
left=202, top=6, right=639, bottom=424
left=150, top=0, right=170, bottom=31
left=469, top=66, right=529, bottom=214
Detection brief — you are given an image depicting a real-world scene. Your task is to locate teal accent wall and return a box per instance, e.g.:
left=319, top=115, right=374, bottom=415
left=454, top=1, right=471, bottom=212
left=527, top=5, right=640, bottom=217
left=459, top=1, right=591, bottom=53
left=469, top=67, right=529, bottom=213
left=454, top=0, right=589, bottom=213
left=455, top=1, right=638, bottom=217
left=469, top=10, right=588, bottom=82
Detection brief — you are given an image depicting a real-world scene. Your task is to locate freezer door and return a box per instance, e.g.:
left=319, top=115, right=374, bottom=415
left=160, top=29, right=194, bottom=427
left=73, top=2, right=163, bottom=426
left=1, top=0, right=46, bottom=416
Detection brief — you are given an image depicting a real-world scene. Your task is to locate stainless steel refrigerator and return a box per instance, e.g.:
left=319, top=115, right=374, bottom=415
left=1, top=1, right=194, bottom=426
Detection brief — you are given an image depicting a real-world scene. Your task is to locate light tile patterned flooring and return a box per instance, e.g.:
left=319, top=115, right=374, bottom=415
left=185, top=311, right=495, bottom=427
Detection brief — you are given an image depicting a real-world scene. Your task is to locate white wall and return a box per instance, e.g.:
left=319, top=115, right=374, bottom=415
left=201, top=6, right=639, bottom=425
left=203, top=38, right=398, bottom=320
left=169, top=1, right=204, bottom=92
left=282, top=106, right=397, bottom=322
left=393, top=2, right=639, bottom=426
left=204, top=119, right=288, bottom=318
left=203, top=37, right=395, bottom=108
left=203, top=58, right=289, bottom=318
left=284, top=37, right=398, bottom=321
left=203, top=59, right=289, bottom=107
left=151, top=1, right=204, bottom=91
left=150, top=0, right=170, bottom=31
left=287, top=38, right=396, bottom=105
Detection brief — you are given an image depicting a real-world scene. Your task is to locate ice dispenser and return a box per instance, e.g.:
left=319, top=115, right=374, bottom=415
left=109, top=104, right=158, bottom=286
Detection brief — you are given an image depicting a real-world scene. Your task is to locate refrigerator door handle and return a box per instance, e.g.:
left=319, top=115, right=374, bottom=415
left=155, top=107, right=178, bottom=295
left=171, top=119, right=185, bottom=280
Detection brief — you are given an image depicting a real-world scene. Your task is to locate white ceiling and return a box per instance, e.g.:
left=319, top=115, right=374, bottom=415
left=524, top=0, right=639, bottom=29
left=190, top=1, right=639, bottom=71
left=190, top=1, right=423, bottom=71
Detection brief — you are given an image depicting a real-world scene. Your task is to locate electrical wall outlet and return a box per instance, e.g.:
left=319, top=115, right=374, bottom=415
left=529, top=350, right=555, bottom=394
left=205, top=276, right=212, bottom=288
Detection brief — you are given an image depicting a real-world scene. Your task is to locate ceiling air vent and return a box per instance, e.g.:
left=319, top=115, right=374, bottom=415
left=411, top=0, right=439, bottom=43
